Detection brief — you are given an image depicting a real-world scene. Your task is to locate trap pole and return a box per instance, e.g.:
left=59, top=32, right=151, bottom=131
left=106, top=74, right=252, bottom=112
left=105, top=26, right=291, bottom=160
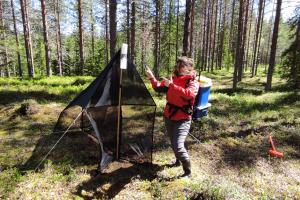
left=116, top=44, right=128, bottom=160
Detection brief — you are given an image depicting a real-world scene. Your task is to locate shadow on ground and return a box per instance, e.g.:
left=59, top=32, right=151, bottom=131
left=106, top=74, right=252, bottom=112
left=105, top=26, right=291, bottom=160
left=74, top=162, right=163, bottom=199
left=0, top=90, right=77, bottom=105
left=20, top=130, right=100, bottom=171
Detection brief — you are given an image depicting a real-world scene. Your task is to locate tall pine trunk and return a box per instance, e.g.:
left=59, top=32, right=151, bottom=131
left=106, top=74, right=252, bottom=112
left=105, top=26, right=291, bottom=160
left=238, top=0, right=249, bottom=81
left=154, top=0, right=161, bottom=78
left=90, top=6, right=95, bottom=64
left=204, top=0, right=210, bottom=71
left=105, top=0, right=109, bottom=64
left=218, top=0, right=226, bottom=69
left=11, top=0, right=22, bottom=77
left=130, top=0, right=135, bottom=63
left=201, top=0, right=207, bottom=71
left=245, top=0, right=254, bottom=70
left=141, top=0, right=146, bottom=74
left=175, top=0, right=179, bottom=61
left=167, top=0, right=173, bottom=73
left=20, top=0, right=35, bottom=77
left=126, top=0, right=130, bottom=56
left=229, top=0, right=236, bottom=54
left=265, top=0, right=282, bottom=90
left=55, top=0, right=63, bottom=76
left=233, top=0, right=244, bottom=90
left=78, top=0, right=84, bottom=75
left=183, top=0, right=192, bottom=56
left=211, top=0, right=218, bottom=71
left=254, top=0, right=265, bottom=75
left=41, top=0, right=52, bottom=76
left=265, top=0, right=275, bottom=73
left=189, top=0, right=195, bottom=58
left=251, top=0, right=263, bottom=77
left=207, top=0, right=215, bottom=72
left=109, top=0, right=117, bottom=58
left=0, top=0, right=9, bottom=77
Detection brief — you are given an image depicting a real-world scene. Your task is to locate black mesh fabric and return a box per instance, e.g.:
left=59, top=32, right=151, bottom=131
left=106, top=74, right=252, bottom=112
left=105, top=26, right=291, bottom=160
left=54, top=50, right=156, bottom=171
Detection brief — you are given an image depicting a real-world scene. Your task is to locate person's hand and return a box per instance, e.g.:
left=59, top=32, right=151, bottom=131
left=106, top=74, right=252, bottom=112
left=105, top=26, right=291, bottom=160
left=162, top=76, right=173, bottom=87
left=145, top=66, right=155, bottom=80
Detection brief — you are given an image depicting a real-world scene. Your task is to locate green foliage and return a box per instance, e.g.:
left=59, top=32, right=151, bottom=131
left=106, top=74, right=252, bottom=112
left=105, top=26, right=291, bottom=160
left=279, top=8, right=300, bottom=89
left=223, top=34, right=234, bottom=70
left=34, top=35, right=46, bottom=75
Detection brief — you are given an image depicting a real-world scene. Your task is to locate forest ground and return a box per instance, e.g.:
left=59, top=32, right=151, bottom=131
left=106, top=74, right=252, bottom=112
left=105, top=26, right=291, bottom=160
left=0, top=69, right=299, bottom=199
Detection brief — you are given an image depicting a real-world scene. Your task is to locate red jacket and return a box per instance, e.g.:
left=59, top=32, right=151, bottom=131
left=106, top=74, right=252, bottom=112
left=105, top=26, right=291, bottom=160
left=150, top=73, right=199, bottom=121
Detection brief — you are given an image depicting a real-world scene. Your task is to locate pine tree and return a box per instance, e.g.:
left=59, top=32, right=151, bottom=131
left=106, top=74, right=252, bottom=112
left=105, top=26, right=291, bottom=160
left=280, top=8, right=300, bottom=89
left=265, top=0, right=282, bottom=90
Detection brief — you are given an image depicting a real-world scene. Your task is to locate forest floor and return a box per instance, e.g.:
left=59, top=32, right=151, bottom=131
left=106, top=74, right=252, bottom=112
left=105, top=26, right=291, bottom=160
left=0, top=69, right=299, bottom=199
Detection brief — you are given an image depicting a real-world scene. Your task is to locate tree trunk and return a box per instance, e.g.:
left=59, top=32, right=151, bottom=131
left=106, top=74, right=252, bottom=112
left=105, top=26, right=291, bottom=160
left=130, top=0, right=135, bottom=63
left=251, top=0, right=263, bottom=77
left=207, top=0, right=215, bottom=72
left=195, top=2, right=203, bottom=73
left=218, top=0, right=227, bottom=69
left=11, top=0, right=22, bottom=77
left=109, top=0, right=117, bottom=58
left=167, top=0, right=173, bottom=73
left=78, top=0, right=84, bottom=75
left=211, top=0, right=218, bottom=71
left=204, top=0, right=210, bottom=71
left=183, top=0, right=192, bottom=56
left=233, top=0, right=244, bottom=90
left=0, top=0, right=9, bottom=77
left=254, top=0, right=265, bottom=75
left=41, top=0, right=52, bottom=76
left=265, top=0, right=282, bottom=90
left=141, top=0, right=146, bottom=74
left=245, top=0, right=254, bottom=70
left=20, top=0, right=35, bottom=77
left=90, top=6, right=95, bottom=64
left=175, top=0, right=179, bottom=61
left=201, top=0, right=207, bottom=71
left=154, top=0, right=161, bottom=78
left=55, top=0, right=63, bottom=76
left=229, top=0, right=236, bottom=53
left=189, top=0, right=195, bottom=58
left=216, top=0, right=222, bottom=69
left=238, top=0, right=249, bottom=81
left=126, top=0, right=130, bottom=57
left=265, top=0, right=275, bottom=73
left=105, top=0, right=109, bottom=65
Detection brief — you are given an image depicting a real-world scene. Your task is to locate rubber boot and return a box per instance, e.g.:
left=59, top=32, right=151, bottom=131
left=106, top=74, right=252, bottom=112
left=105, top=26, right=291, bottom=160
left=168, top=159, right=181, bottom=167
left=181, top=160, right=191, bottom=178
left=174, top=159, right=181, bottom=166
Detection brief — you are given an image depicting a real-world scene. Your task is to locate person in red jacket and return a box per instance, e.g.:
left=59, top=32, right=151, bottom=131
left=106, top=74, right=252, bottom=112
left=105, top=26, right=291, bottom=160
left=146, top=56, right=199, bottom=177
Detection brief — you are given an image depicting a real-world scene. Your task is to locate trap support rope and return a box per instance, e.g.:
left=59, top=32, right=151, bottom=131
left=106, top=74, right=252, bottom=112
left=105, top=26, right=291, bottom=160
left=34, top=110, right=83, bottom=171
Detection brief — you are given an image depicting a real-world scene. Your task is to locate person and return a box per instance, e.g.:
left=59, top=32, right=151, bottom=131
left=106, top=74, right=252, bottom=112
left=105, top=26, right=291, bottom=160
left=146, top=56, right=199, bottom=177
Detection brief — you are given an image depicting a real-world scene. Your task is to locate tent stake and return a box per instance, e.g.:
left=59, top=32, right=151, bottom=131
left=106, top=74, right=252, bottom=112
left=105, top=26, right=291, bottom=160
left=34, top=110, right=83, bottom=171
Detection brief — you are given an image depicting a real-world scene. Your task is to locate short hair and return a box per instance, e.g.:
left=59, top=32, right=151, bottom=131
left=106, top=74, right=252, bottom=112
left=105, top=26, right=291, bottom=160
left=177, top=56, right=194, bottom=68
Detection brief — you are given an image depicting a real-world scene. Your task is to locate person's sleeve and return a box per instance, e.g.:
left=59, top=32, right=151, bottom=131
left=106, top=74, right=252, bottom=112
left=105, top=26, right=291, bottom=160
left=150, top=78, right=165, bottom=89
left=168, top=79, right=199, bottom=100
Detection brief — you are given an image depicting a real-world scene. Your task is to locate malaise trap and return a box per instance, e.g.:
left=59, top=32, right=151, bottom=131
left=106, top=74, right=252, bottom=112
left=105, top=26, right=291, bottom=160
left=53, top=47, right=156, bottom=172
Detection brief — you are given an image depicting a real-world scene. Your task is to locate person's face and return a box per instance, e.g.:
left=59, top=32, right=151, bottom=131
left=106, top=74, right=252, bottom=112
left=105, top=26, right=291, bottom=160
left=176, top=61, right=191, bottom=75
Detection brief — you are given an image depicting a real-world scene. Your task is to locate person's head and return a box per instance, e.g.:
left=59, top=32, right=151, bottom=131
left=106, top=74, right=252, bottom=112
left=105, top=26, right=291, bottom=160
left=175, top=56, right=195, bottom=76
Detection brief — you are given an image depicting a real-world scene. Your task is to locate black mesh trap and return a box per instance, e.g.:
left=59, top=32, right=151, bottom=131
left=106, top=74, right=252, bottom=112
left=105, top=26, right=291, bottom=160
left=54, top=50, right=156, bottom=171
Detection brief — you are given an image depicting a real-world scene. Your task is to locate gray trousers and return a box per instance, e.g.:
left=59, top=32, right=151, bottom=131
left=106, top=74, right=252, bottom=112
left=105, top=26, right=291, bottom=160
left=164, top=117, right=192, bottom=162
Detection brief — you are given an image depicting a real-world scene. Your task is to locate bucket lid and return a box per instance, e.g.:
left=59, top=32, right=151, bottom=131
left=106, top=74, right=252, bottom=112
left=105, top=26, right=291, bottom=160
left=199, top=76, right=212, bottom=87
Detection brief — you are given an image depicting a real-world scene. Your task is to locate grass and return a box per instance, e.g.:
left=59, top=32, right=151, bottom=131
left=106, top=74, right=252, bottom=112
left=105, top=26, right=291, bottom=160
left=0, top=70, right=299, bottom=199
